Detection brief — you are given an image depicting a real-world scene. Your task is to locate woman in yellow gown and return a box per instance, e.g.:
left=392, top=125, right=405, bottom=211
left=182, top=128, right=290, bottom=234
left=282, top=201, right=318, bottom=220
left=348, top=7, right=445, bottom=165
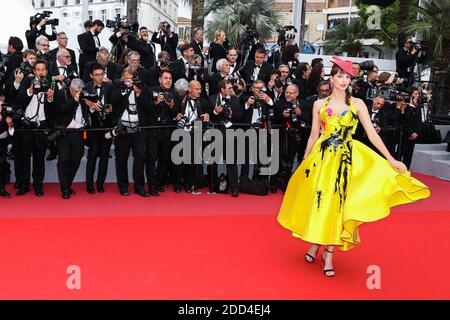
left=277, top=56, right=431, bottom=277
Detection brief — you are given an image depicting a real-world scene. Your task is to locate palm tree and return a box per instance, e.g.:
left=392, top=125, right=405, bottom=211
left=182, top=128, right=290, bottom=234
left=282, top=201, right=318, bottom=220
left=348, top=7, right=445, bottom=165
left=397, top=0, right=411, bottom=47
left=126, top=0, right=139, bottom=25
left=404, top=0, right=450, bottom=118
left=324, top=19, right=378, bottom=57
left=201, top=0, right=282, bottom=47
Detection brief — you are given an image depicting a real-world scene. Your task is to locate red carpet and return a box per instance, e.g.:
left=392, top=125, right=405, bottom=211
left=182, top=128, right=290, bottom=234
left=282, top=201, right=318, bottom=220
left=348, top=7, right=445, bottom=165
left=0, top=173, right=449, bottom=299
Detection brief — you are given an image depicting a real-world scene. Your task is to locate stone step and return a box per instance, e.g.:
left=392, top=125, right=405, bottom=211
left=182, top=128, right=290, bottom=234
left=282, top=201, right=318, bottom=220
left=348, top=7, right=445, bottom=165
left=414, top=143, right=447, bottom=152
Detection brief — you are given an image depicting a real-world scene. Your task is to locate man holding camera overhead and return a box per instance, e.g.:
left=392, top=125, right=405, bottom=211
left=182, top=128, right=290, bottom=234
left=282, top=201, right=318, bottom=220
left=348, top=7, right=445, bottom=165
left=26, top=11, right=58, bottom=50
left=15, top=60, right=55, bottom=197
left=83, top=62, right=114, bottom=195
left=151, top=21, right=179, bottom=62
left=53, top=78, right=90, bottom=199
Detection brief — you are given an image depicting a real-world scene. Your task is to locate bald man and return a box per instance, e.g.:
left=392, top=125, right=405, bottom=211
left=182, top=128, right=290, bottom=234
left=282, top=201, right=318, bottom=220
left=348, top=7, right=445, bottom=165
left=173, top=80, right=211, bottom=193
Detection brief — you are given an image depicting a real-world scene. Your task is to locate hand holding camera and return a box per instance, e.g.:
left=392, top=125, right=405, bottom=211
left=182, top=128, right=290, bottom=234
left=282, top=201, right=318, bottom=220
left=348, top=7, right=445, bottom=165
left=46, top=88, right=54, bottom=101
left=14, top=70, right=25, bottom=84
left=247, top=96, right=255, bottom=106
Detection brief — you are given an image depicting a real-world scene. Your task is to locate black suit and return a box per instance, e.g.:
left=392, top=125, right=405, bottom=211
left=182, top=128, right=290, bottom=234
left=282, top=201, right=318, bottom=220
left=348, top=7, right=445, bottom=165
left=2, top=51, right=23, bottom=104
left=209, top=94, right=244, bottom=190
left=151, top=32, right=179, bottom=61
left=114, top=64, right=151, bottom=87
left=240, top=60, right=274, bottom=90
left=401, top=104, right=422, bottom=168
left=54, top=89, right=88, bottom=193
left=173, top=58, right=189, bottom=82
left=110, top=80, right=151, bottom=193
left=190, top=40, right=207, bottom=67
left=84, top=81, right=114, bottom=190
left=49, top=48, right=78, bottom=73
left=78, top=31, right=101, bottom=78
left=16, top=76, right=55, bottom=191
left=145, top=86, right=180, bottom=191
left=128, top=37, right=156, bottom=70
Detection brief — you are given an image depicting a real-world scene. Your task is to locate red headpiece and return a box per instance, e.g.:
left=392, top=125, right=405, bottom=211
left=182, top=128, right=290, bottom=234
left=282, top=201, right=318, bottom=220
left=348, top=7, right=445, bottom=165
left=330, top=55, right=356, bottom=77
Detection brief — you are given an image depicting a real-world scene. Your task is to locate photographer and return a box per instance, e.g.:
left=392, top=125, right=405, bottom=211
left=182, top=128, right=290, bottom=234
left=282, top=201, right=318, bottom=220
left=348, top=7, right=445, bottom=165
left=78, top=20, right=106, bottom=78
left=83, top=63, right=114, bottom=194
left=83, top=49, right=118, bottom=84
left=396, top=37, right=426, bottom=87
left=276, top=84, right=308, bottom=190
left=174, top=80, right=210, bottom=193
left=173, top=44, right=195, bottom=82
left=2, top=37, right=25, bottom=104
left=50, top=32, right=78, bottom=73
left=53, top=79, right=89, bottom=199
left=208, top=58, right=231, bottom=95
left=240, top=80, right=274, bottom=183
left=401, top=91, right=423, bottom=169
left=146, top=70, right=180, bottom=196
left=149, top=51, right=173, bottom=87
left=110, top=67, right=151, bottom=197
left=15, top=60, right=55, bottom=197
left=0, top=102, right=14, bottom=198
left=209, top=80, right=244, bottom=197
left=35, top=36, right=54, bottom=74
left=114, top=51, right=151, bottom=87
left=50, top=49, right=78, bottom=90
left=190, top=28, right=207, bottom=68
left=109, top=21, right=142, bottom=64
left=130, top=26, right=156, bottom=70
left=293, top=62, right=311, bottom=101
left=240, top=48, right=274, bottom=92
left=151, top=21, right=179, bottom=62
left=267, top=70, right=285, bottom=104
left=25, top=12, right=57, bottom=50
left=227, top=46, right=240, bottom=76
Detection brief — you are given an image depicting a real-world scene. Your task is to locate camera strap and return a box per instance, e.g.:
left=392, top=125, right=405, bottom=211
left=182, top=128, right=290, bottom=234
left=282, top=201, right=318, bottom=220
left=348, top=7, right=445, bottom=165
left=27, top=93, right=45, bottom=125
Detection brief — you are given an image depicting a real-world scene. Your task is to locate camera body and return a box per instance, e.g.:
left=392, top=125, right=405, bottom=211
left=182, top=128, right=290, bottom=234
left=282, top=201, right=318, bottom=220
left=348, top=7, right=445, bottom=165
left=32, top=77, right=50, bottom=94
left=61, top=68, right=79, bottom=88
left=276, top=25, right=297, bottom=44
left=80, top=91, right=99, bottom=103
left=222, top=94, right=232, bottom=118
left=106, top=16, right=139, bottom=34
left=30, top=11, right=59, bottom=26
left=18, top=61, right=34, bottom=77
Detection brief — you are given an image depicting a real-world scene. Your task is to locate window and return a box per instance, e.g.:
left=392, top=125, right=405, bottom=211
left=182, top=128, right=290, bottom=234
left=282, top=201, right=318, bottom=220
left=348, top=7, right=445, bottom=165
left=115, top=8, right=121, bottom=19
left=62, top=12, right=68, bottom=18
left=88, top=11, right=93, bottom=20
left=89, top=0, right=93, bottom=3
left=101, top=9, right=107, bottom=22
left=75, top=12, right=80, bottom=20
left=40, top=0, right=44, bottom=7
left=75, top=0, right=80, bottom=4
left=50, top=0, right=55, bottom=6
left=63, top=0, right=68, bottom=5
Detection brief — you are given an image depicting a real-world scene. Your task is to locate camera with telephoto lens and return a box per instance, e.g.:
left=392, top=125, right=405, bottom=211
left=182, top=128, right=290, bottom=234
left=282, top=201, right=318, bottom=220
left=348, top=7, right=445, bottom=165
left=61, top=68, right=79, bottom=88
left=30, top=11, right=59, bottom=26
left=32, top=77, right=50, bottom=94
left=112, top=123, right=127, bottom=137
left=223, top=94, right=232, bottom=118
left=276, top=25, right=297, bottom=44
left=163, top=91, right=173, bottom=102
left=1, top=104, right=15, bottom=119
left=17, top=61, right=33, bottom=77
left=285, top=103, right=298, bottom=124
left=177, top=114, right=187, bottom=129
left=46, top=125, right=66, bottom=142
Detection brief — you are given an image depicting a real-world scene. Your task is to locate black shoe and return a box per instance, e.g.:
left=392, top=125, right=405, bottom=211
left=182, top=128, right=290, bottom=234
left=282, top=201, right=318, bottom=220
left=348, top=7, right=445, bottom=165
left=270, top=185, right=277, bottom=193
left=0, top=188, right=11, bottom=199
left=13, top=182, right=20, bottom=189
left=135, top=190, right=150, bottom=197
left=86, top=184, right=95, bottom=194
left=149, top=188, right=160, bottom=197
left=16, top=187, right=29, bottom=196
left=46, top=153, right=57, bottom=161
left=35, top=189, right=44, bottom=197
left=61, top=191, right=70, bottom=199
left=69, top=188, right=76, bottom=195
left=120, top=190, right=129, bottom=196
left=231, top=187, right=239, bottom=197
left=156, top=185, right=165, bottom=193
left=97, top=185, right=105, bottom=193
left=174, top=185, right=182, bottom=193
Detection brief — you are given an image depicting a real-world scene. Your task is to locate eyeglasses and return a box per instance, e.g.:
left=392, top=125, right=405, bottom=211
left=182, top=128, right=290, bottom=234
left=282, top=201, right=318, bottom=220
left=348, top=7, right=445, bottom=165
left=58, top=37, right=68, bottom=40
left=40, top=44, right=50, bottom=47
left=63, top=55, right=71, bottom=58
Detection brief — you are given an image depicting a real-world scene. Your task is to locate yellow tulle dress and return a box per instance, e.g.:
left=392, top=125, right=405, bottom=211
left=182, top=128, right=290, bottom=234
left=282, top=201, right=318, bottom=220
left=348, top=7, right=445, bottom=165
left=277, top=97, right=431, bottom=251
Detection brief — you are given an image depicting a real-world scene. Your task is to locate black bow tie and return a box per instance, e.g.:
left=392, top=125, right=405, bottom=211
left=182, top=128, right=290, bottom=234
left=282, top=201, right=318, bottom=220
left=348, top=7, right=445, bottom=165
left=254, top=64, right=261, bottom=69
left=95, top=85, right=101, bottom=90
left=230, top=64, right=235, bottom=67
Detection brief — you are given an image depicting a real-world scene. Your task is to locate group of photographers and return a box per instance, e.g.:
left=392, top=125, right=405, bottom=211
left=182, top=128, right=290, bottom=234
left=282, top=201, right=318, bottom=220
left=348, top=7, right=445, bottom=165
left=0, top=14, right=431, bottom=200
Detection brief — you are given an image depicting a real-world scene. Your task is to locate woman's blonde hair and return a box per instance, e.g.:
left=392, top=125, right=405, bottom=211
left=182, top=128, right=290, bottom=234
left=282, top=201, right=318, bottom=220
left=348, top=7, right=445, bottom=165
left=214, top=29, right=225, bottom=43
